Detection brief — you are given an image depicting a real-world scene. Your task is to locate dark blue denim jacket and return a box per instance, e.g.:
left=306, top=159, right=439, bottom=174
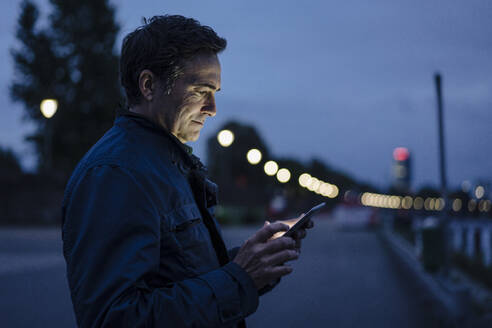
left=61, top=113, right=259, bottom=327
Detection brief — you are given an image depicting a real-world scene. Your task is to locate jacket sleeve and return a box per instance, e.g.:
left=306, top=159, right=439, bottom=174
left=228, top=246, right=281, bottom=296
left=62, top=164, right=258, bottom=328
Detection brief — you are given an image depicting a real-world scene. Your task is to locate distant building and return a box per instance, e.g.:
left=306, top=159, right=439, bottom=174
left=391, top=147, right=412, bottom=193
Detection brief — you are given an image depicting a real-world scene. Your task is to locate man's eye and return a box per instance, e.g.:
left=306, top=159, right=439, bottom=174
left=197, top=91, right=207, bottom=95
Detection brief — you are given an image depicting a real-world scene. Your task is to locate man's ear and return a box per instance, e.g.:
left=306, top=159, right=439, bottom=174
left=138, top=69, right=156, bottom=101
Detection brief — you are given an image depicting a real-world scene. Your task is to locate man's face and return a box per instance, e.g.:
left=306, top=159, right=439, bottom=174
left=152, top=53, right=221, bottom=143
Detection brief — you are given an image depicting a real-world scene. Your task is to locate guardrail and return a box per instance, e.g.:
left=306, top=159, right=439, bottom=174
left=449, top=219, right=492, bottom=267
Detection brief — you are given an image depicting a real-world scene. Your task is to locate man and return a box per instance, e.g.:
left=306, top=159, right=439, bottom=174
left=62, top=15, right=312, bottom=327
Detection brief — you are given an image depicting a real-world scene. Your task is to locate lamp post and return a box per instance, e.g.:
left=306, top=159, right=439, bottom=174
left=434, top=73, right=450, bottom=276
left=434, top=74, right=447, bottom=202
left=40, top=99, right=58, bottom=170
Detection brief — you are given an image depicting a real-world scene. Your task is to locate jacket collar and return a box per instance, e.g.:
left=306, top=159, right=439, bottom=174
left=115, top=108, right=204, bottom=171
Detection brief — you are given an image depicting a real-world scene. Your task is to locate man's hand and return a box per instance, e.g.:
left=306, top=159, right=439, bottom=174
left=277, top=214, right=315, bottom=253
left=233, top=222, right=299, bottom=290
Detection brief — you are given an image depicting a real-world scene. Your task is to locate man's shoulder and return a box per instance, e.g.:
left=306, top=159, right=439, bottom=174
left=77, top=120, right=176, bottom=172
left=64, top=122, right=177, bottom=201
left=74, top=124, right=138, bottom=173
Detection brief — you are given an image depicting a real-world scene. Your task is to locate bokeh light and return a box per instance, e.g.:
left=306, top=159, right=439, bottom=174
left=246, top=149, right=262, bottom=165
left=402, top=196, right=413, bottom=209
left=452, top=199, right=462, bottom=212
left=413, top=197, right=424, bottom=210
left=468, top=199, right=477, bottom=212
left=298, top=173, right=311, bottom=187
left=328, top=184, right=339, bottom=198
left=217, top=130, right=234, bottom=147
left=264, top=160, right=278, bottom=176
left=40, top=99, right=58, bottom=118
left=276, top=168, right=291, bottom=183
left=436, top=198, right=445, bottom=211
left=475, top=186, right=485, bottom=199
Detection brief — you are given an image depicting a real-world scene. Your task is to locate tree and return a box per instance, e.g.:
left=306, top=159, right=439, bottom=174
left=10, top=0, right=121, bottom=177
left=0, top=147, right=22, bottom=179
left=207, top=120, right=273, bottom=207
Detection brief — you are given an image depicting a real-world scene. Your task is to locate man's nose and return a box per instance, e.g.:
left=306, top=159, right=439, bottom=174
left=201, top=94, right=216, bottom=117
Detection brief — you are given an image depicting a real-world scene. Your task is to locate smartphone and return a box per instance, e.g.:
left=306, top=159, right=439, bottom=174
left=281, top=202, right=325, bottom=238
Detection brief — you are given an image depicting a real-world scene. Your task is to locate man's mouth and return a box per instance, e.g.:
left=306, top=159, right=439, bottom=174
left=192, top=120, right=204, bottom=126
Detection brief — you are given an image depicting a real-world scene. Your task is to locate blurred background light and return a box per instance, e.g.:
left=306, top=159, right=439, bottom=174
left=393, top=147, right=409, bottom=161
left=452, top=199, right=462, bottom=212
left=276, top=168, right=291, bottom=183
left=389, top=196, right=401, bottom=209
left=264, top=160, right=279, bottom=176
left=436, top=198, right=445, bottom=211
left=40, top=99, right=58, bottom=119
left=246, top=148, right=262, bottom=165
left=485, top=200, right=492, bottom=212
left=475, top=185, right=485, bottom=199
left=468, top=199, right=477, bottom=212
left=328, top=185, right=339, bottom=198
left=217, top=129, right=234, bottom=147
left=414, top=197, right=424, bottom=210
left=307, top=177, right=319, bottom=191
left=298, top=173, right=311, bottom=187
left=402, top=196, right=413, bottom=209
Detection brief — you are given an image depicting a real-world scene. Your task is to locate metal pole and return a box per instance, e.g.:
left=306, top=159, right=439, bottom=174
left=435, top=72, right=449, bottom=276
left=44, top=119, right=52, bottom=171
left=434, top=73, right=447, bottom=198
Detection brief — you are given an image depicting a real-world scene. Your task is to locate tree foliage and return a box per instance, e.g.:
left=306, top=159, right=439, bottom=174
left=207, top=121, right=273, bottom=207
left=0, top=147, right=22, bottom=179
left=10, top=0, right=121, bottom=177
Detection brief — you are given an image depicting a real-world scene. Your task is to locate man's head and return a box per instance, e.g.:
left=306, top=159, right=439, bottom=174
left=120, top=15, right=226, bottom=143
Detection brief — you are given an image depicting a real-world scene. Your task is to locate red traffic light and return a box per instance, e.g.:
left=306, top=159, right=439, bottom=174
left=393, top=147, right=409, bottom=161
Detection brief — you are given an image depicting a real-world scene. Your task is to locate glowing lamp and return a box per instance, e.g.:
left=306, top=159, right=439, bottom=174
left=475, top=186, right=485, bottom=199
left=40, top=99, right=58, bottom=118
left=393, top=147, right=409, bottom=161
left=246, top=149, right=262, bottom=165
left=264, top=161, right=279, bottom=176
left=298, top=173, right=311, bottom=187
left=217, top=130, right=234, bottom=147
left=452, top=199, right=462, bottom=212
left=276, top=168, right=291, bottom=183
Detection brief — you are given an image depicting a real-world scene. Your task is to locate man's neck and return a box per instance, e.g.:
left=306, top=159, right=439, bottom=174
left=128, top=106, right=186, bottom=144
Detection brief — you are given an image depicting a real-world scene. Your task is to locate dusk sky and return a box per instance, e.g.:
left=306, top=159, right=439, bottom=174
left=1, top=0, right=491, bottom=191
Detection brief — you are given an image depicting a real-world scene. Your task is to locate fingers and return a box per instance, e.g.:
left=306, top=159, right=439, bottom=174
left=262, top=236, right=296, bottom=255
left=252, top=222, right=290, bottom=243
left=295, top=239, right=302, bottom=251
left=266, top=265, right=294, bottom=279
left=264, top=249, right=299, bottom=266
left=293, top=229, right=307, bottom=240
left=291, top=220, right=313, bottom=240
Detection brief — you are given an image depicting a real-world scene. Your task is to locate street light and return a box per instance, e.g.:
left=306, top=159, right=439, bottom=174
left=40, top=99, right=58, bottom=118
left=276, top=168, right=291, bottom=183
left=264, top=160, right=278, bottom=176
left=40, top=98, right=58, bottom=170
left=328, top=184, right=339, bottom=199
left=298, top=173, right=311, bottom=187
left=246, top=149, right=262, bottom=165
left=217, top=130, right=234, bottom=147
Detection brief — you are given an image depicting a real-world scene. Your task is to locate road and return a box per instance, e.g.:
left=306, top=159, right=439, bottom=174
left=0, top=213, right=439, bottom=327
